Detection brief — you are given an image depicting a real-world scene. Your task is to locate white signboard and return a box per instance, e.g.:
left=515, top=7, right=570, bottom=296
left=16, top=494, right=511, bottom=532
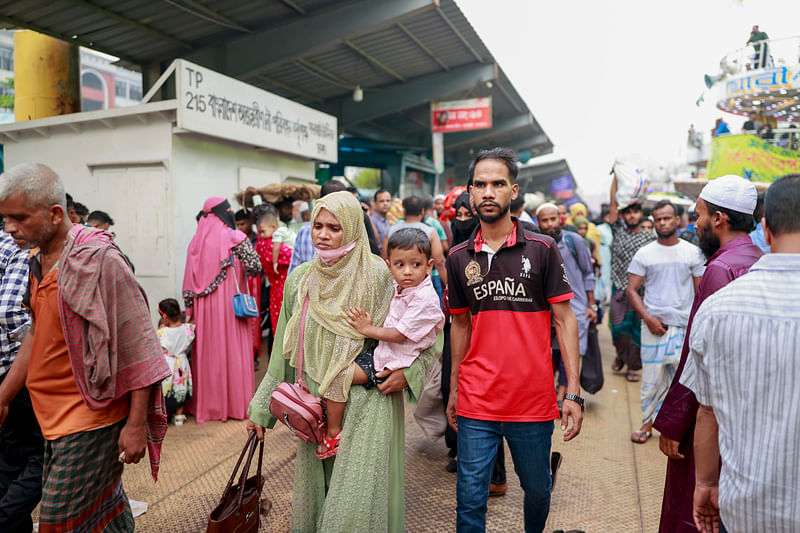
left=176, top=59, right=338, bottom=162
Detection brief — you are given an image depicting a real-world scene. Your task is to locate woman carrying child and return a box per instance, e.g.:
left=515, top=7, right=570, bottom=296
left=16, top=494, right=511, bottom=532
left=246, top=192, right=441, bottom=533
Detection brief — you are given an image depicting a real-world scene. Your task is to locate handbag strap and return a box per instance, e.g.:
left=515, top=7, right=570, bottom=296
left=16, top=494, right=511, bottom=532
left=228, top=230, right=250, bottom=296
left=222, top=430, right=256, bottom=497
left=296, top=294, right=309, bottom=384
left=235, top=432, right=263, bottom=510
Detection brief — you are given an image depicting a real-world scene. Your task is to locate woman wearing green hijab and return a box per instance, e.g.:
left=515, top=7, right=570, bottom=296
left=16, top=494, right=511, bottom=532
left=247, top=191, right=441, bottom=532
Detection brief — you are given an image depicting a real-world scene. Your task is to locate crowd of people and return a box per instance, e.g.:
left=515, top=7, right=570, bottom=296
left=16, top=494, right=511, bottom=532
left=0, top=153, right=796, bottom=533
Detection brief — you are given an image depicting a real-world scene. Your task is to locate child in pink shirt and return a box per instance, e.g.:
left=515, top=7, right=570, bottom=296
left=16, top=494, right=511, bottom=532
left=316, top=228, right=445, bottom=459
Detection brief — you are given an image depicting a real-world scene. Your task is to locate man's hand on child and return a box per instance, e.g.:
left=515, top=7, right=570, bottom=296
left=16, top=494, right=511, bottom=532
left=346, top=307, right=373, bottom=334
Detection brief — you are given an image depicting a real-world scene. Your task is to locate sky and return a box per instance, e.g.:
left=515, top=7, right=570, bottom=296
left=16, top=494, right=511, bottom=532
left=457, top=0, right=799, bottom=207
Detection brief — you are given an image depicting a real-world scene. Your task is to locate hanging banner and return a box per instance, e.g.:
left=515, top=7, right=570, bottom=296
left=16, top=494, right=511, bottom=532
left=432, top=132, right=444, bottom=173
left=550, top=174, right=574, bottom=199
left=707, top=134, right=800, bottom=182
left=175, top=59, right=338, bottom=162
left=431, top=97, right=492, bottom=133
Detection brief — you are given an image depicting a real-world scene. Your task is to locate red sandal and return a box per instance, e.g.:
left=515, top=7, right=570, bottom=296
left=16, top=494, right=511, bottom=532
left=315, top=430, right=342, bottom=459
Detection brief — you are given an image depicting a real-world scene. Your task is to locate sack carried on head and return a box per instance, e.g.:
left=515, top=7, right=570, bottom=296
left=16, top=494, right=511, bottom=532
left=612, top=159, right=648, bottom=209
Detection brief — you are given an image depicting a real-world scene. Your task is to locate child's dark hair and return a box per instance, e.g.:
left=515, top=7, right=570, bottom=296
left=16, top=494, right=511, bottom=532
left=158, top=298, right=182, bottom=321
left=87, top=210, right=115, bottom=226
left=255, top=204, right=278, bottom=226
left=387, top=228, right=431, bottom=259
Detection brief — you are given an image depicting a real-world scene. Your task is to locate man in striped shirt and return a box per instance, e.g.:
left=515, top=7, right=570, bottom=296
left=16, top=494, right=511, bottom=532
left=682, top=174, right=800, bottom=533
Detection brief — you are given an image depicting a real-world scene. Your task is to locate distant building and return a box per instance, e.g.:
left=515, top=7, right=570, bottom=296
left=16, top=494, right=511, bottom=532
left=0, top=30, right=143, bottom=123
left=80, top=48, right=142, bottom=111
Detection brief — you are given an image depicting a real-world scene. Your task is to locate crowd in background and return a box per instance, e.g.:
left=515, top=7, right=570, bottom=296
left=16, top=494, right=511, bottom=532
left=0, top=155, right=798, bottom=533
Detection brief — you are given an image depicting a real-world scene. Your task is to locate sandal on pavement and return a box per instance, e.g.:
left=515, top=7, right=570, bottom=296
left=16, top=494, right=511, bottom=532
left=315, top=430, right=342, bottom=459
left=174, top=414, right=187, bottom=426
left=631, top=429, right=652, bottom=444
left=551, top=452, right=563, bottom=490
left=625, top=371, right=641, bottom=382
left=611, top=357, right=625, bottom=374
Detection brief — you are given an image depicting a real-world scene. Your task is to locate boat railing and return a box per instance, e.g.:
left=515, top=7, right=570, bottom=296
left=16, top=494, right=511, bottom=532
left=723, top=128, right=800, bottom=150
left=719, top=35, right=800, bottom=75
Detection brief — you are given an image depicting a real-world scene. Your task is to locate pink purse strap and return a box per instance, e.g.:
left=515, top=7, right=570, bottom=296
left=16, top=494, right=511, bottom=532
left=296, top=294, right=309, bottom=384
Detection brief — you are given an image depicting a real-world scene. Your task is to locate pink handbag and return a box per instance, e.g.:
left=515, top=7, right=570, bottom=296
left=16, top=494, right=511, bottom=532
left=269, top=296, right=326, bottom=445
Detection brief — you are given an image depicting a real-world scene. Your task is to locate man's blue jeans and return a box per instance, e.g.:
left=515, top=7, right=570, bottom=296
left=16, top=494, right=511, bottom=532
left=456, top=416, right=554, bottom=533
left=431, top=273, right=444, bottom=308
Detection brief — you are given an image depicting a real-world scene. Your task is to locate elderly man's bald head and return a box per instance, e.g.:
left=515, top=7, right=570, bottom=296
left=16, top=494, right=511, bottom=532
left=0, top=163, right=66, bottom=211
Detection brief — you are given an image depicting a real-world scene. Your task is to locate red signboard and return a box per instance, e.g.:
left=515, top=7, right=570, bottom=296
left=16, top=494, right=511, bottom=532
left=431, top=97, right=492, bottom=133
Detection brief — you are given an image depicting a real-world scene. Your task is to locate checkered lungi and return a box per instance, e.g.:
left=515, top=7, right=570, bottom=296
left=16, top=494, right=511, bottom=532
left=39, top=419, right=134, bottom=533
left=609, top=287, right=643, bottom=370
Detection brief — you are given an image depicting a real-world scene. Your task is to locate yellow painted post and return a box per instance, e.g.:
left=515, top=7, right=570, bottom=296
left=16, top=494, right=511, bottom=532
left=14, top=31, right=80, bottom=122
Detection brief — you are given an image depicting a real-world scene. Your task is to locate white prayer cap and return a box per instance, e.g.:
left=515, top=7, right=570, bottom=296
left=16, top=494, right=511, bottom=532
left=698, top=175, right=757, bottom=215
left=535, top=202, right=559, bottom=217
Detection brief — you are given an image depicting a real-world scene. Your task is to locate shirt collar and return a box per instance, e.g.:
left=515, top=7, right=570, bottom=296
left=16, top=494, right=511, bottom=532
left=472, top=220, right=519, bottom=253
left=393, top=273, right=433, bottom=296
left=707, top=234, right=756, bottom=264
left=749, top=253, right=800, bottom=272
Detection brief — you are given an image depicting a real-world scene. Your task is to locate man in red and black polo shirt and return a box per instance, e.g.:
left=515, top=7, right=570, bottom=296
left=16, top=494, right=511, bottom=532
left=446, top=148, right=583, bottom=533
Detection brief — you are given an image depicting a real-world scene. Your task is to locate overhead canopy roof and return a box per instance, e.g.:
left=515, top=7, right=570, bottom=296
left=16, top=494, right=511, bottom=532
left=0, top=0, right=553, bottom=161
left=517, top=159, right=582, bottom=203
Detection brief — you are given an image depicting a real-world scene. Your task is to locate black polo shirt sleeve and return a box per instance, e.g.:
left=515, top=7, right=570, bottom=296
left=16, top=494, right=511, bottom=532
left=446, top=249, right=470, bottom=315
left=543, top=241, right=574, bottom=304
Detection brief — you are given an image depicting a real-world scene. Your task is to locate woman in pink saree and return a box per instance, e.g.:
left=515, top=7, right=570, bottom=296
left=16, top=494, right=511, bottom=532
left=183, top=197, right=262, bottom=423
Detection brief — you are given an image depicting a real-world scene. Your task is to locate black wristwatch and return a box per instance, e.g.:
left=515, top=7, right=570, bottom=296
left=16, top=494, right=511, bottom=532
left=564, top=393, right=585, bottom=412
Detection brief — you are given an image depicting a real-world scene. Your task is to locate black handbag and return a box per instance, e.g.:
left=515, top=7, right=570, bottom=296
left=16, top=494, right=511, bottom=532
left=579, top=322, right=604, bottom=394
left=207, top=431, right=270, bottom=533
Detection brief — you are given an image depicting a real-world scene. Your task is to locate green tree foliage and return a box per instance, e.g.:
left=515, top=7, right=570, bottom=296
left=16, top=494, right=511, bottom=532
left=353, top=167, right=380, bottom=189
left=0, top=78, right=13, bottom=110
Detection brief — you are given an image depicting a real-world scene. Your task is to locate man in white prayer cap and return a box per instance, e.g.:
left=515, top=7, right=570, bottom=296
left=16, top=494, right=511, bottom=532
left=654, top=174, right=764, bottom=533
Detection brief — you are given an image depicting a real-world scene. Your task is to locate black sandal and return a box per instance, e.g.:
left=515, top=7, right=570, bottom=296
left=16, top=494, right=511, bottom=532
left=625, top=371, right=641, bottom=382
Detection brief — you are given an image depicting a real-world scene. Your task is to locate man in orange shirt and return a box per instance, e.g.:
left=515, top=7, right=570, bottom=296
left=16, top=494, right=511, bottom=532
left=0, top=163, right=170, bottom=532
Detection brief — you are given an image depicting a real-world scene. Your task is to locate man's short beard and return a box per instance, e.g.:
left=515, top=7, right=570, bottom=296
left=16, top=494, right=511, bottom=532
left=624, top=218, right=641, bottom=231
left=475, top=200, right=511, bottom=224
left=656, top=228, right=677, bottom=239
left=698, top=222, right=720, bottom=259
left=622, top=210, right=642, bottom=226
left=541, top=227, right=562, bottom=241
